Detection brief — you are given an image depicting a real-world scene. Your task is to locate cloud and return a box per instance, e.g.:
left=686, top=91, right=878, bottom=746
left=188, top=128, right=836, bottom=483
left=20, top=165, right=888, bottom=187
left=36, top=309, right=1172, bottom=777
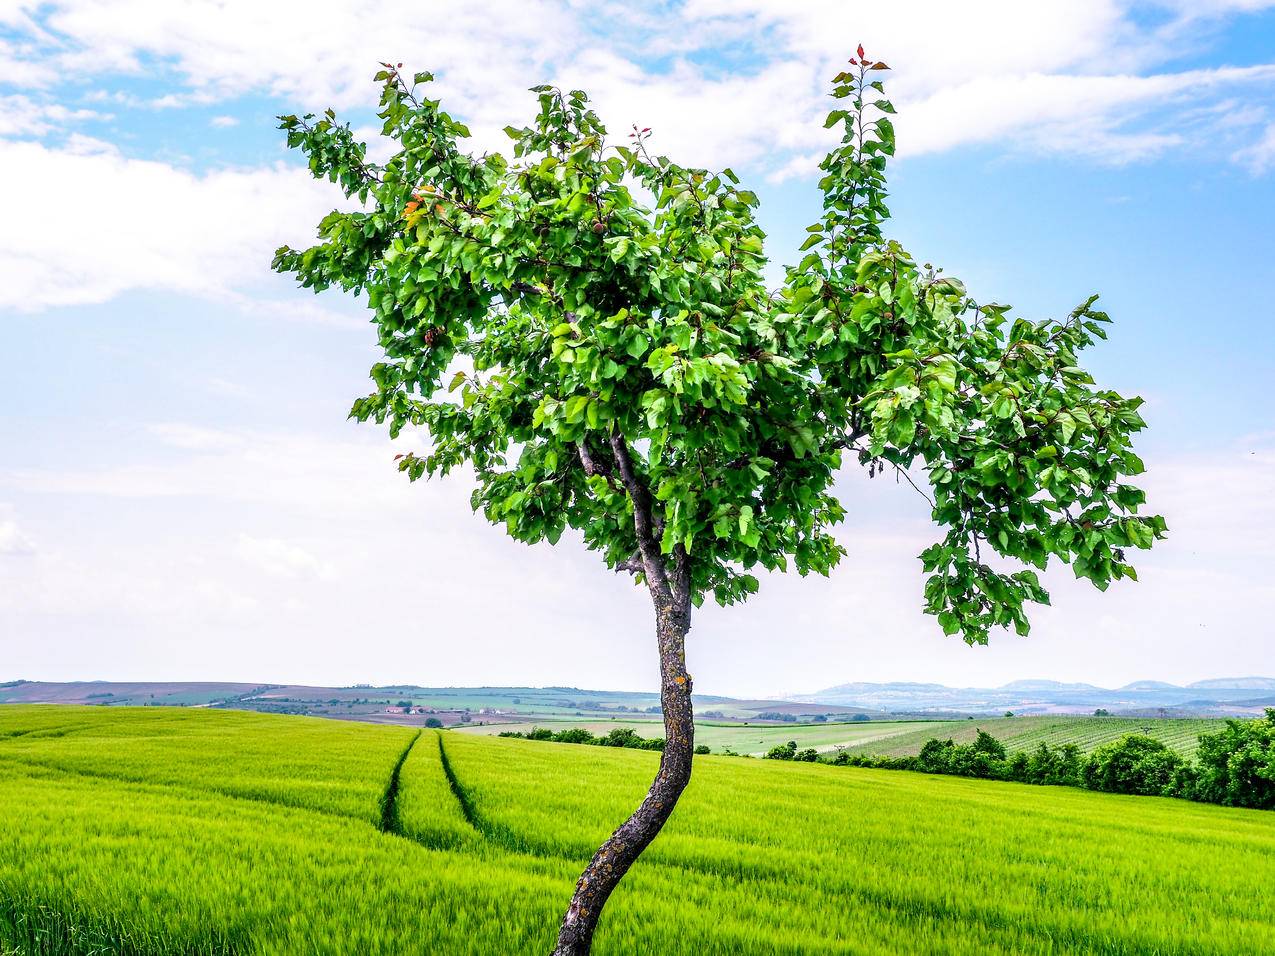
left=7, top=0, right=581, bottom=109
left=234, top=534, right=333, bottom=581
left=896, top=64, right=1275, bottom=161
left=1234, top=121, right=1275, bottom=172
left=0, top=94, right=105, bottom=136
left=0, top=138, right=338, bottom=311
left=1, top=425, right=423, bottom=512
left=4, top=0, right=1273, bottom=171
left=147, top=423, right=245, bottom=452
left=0, top=520, right=36, bottom=557
left=210, top=115, right=238, bottom=128
left=0, top=1, right=1272, bottom=314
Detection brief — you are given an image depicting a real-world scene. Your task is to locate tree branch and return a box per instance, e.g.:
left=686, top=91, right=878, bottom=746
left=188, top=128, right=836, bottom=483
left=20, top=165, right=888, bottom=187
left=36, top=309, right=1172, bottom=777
left=614, top=553, right=645, bottom=575
left=608, top=433, right=674, bottom=606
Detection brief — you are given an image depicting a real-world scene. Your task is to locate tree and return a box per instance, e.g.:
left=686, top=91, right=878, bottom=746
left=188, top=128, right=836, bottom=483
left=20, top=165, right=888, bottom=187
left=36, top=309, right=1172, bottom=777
left=274, top=48, right=1163, bottom=955
left=1193, top=709, right=1275, bottom=809
left=1083, top=735, right=1183, bottom=796
left=765, top=741, right=799, bottom=761
left=971, top=729, right=1007, bottom=761
left=423, top=716, right=443, bottom=729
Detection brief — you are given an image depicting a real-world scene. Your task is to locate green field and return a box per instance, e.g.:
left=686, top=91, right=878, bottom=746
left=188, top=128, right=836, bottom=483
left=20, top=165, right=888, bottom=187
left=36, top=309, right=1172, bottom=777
left=1, top=707, right=1272, bottom=954
left=457, top=714, right=1226, bottom=757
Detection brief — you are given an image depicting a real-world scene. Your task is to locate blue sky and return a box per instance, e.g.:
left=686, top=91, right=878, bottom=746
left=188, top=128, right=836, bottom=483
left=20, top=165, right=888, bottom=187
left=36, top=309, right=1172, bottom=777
left=1, top=1, right=1273, bottom=696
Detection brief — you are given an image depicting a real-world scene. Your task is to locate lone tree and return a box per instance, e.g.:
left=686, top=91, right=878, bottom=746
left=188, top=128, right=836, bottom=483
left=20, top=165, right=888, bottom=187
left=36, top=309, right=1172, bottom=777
left=275, top=48, right=1164, bottom=955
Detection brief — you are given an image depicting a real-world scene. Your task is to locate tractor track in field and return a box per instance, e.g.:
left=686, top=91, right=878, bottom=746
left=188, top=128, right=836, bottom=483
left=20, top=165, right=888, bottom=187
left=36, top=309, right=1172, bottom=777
left=435, top=735, right=539, bottom=855
left=377, top=730, right=421, bottom=836
left=435, top=733, right=481, bottom=834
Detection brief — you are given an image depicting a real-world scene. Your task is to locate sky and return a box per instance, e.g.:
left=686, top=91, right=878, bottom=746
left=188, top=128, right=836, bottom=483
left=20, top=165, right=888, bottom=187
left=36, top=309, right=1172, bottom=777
left=1, top=1, right=1273, bottom=698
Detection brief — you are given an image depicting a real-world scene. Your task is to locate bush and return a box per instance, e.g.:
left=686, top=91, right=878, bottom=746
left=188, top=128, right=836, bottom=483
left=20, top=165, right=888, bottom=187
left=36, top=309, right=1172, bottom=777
left=1192, top=709, right=1275, bottom=809
left=553, top=728, right=597, bottom=745
left=1083, top=735, right=1183, bottom=796
left=765, top=741, right=798, bottom=761
left=794, top=748, right=819, bottom=762
left=972, top=729, right=1007, bottom=761
left=694, top=745, right=711, bottom=755
left=423, top=717, right=443, bottom=729
left=600, top=728, right=643, bottom=748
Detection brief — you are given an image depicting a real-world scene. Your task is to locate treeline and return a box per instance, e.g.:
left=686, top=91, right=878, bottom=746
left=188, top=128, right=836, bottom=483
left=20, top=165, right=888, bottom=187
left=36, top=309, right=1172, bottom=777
left=499, top=726, right=711, bottom=753
left=499, top=711, right=1274, bottom=810
left=767, top=709, right=1275, bottom=810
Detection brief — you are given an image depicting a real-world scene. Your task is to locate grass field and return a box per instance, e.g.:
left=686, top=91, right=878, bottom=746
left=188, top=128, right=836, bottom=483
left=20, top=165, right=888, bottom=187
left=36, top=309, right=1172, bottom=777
left=1, top=706, right=1272, bottom=954
left=456, top=714, right=1226, bottom=757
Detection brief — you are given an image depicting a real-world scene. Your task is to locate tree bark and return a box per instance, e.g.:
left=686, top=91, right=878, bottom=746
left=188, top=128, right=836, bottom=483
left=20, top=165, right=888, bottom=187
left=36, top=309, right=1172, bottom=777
left=551, top=597, right=694, bottom=955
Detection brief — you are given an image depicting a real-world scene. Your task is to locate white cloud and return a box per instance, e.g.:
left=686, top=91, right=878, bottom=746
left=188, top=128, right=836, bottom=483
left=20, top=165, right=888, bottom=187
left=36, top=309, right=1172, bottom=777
left=896, top=64, right=1275, bottom=160
left=1234, top=121, right=1275, bottom=172
left=0, top=139, right=338, bottom=310
left=0, top=1, right=1271, bottom=314
left=147, top=423, right=244, bottom=452
left=234, top=534, right=333, bottom=581
left=0, top=520, right=36, bottom=556
left=4, top=0, right=1273, bottom=171
left=210, top=115, right=238, bottom=128
left=0, top=94, right=104, bottom=136
left=7, top=0, right=580, bottom=109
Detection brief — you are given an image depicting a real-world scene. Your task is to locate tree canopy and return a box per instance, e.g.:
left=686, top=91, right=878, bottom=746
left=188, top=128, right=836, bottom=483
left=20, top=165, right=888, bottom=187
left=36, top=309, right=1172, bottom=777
left=274, top=51, right=1165, bottom=644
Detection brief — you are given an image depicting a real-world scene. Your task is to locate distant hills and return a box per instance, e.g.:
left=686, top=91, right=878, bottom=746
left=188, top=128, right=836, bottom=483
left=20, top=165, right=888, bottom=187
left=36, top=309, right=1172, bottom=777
left=3, top=676, right=1272, bottom=720
left=800, top=677, right=1275, bottom=716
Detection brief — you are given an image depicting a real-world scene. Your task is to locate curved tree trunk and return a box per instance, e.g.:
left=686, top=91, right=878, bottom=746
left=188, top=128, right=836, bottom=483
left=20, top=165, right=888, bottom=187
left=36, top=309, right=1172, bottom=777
left=551, top=599, right=694, bottom=955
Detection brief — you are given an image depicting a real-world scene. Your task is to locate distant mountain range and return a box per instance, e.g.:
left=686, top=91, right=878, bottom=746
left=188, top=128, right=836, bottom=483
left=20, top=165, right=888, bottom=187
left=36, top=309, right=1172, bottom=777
left=798, top=677, right=1275, bottom=716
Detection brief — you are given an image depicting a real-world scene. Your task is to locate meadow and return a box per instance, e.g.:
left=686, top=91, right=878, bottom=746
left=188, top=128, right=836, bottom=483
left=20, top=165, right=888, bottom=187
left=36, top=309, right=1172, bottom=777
left=1, top=706, right=1272, bottom=954
left=458, top=714, right=1225, bottom=758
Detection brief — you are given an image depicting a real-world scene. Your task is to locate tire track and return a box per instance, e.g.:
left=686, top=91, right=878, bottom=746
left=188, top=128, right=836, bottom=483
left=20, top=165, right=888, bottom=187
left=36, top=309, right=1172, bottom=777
left=377, top=730, right=422, bottom=836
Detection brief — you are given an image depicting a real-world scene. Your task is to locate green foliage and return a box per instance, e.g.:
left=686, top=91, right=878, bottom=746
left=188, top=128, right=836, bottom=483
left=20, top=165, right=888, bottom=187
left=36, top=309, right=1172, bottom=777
left=764, top=740, right=798, bottom=760
left=1193, top=709, right=1275, bottom=809
left=1082, top=734, right=1184, bottom=796
left=3, top=708, right=1275, bottom=954
left=424, top=716, right=444, bottom=728
left=498, top=725, right=665, bottom=751
left=836, top=714, right=1220, bottom=761
left=274, top=54, right=1162, bottom=642
left=972, top=729, right=1007, bottom=761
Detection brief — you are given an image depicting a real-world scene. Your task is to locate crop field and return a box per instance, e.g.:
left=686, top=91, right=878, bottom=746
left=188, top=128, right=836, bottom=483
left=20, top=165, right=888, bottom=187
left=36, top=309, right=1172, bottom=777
left=836, top=715, right=1224, bottom=759
left=457, top=714, right=1225, bottom=757
left=1, top=707, right=1272, bottom=954
left=455, top=717, right=951, bottom=754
